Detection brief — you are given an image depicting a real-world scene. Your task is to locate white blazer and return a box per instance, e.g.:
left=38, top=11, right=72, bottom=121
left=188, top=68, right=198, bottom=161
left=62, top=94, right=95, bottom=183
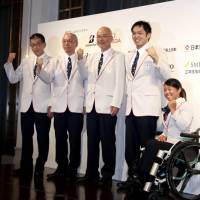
left=125, top=46, right=171, bottom=116
left=162, top=98, right=193, bottom=144
left=4, top=53, right=53, bottom=113
left=80, top=49, right=125, bottom=114
left=38, top=54, right=85, bottom=113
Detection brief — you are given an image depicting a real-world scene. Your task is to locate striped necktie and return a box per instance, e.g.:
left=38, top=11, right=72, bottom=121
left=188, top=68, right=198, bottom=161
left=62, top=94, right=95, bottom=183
left=33, top=64, right=37, bottom=79
left=67, top=57, right=72, bottom=79
left=131, top=51, right=139, bottom=76
left=98, top=53, right=103, bottom=75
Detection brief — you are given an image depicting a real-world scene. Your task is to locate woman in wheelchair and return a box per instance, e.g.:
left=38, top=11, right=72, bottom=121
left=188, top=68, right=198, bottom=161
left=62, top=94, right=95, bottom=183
left=133, top=78, right=200, bottom=199
left=139, top=78, right=193, bottom=179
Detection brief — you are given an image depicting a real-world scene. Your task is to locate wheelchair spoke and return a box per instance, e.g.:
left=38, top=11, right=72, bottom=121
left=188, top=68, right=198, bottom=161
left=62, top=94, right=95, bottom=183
left=167, top=141, right=200, bottom=199
left=181, top=150, right=192, bottom=171
left=179, top=173, right=191, bottom=193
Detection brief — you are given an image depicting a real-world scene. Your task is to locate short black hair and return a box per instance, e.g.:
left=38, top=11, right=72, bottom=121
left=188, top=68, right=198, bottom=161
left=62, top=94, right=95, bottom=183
left=131, top=21, right=152, bottom=34
left=30, top=33, right=45, bottom=43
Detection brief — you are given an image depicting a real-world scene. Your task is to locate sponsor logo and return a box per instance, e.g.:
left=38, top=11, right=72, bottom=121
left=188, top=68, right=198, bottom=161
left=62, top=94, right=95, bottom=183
left=85, top=34, right=96, bottom=47
left=164, top=47, right=176, bottom=52
left=169, top=64, right=175, bottom=70
left=184, top=60, right=200, bottom=74
left=89, top=35, right=95, bottom=43
left=85, top=31, right=121, bottom=48
left=185, top=44, right=200, bottom=51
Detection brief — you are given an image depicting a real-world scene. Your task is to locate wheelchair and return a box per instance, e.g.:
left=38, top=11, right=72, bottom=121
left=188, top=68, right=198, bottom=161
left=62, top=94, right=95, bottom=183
left=144, top=128, right=200, bottom=200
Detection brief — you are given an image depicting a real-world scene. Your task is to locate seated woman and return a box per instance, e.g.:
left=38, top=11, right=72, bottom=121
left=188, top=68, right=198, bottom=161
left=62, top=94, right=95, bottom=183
left=138, top=78, right=194, bottom=184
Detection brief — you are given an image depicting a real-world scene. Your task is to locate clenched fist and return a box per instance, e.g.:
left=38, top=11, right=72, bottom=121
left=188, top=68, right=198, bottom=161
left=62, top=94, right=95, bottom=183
left=168, top=100, right=177, bottom=114
left=7, top=53, right=16, bottom=63
left=36, top=58, right=43, bottom=72
left=77, top=48, right=84, bottom=60
left=146, top=47, right=159, bottom=64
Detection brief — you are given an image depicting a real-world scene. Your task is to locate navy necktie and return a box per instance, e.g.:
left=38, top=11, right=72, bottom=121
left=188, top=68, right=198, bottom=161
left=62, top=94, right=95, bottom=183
left=67, top=57, right=72, bottom=79
left=33, top=64, right=37, bottom=79
left=98, top=53, right=103, bottom=75
left=131, top=51, right=139, bottom=76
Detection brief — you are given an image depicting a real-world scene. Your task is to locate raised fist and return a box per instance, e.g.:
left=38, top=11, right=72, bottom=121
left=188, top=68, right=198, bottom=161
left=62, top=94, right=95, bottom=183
left=7, top=53, right=16, bottom=63
left=146, top=47, right=159, bottom=64
left=77, top=48, right=84, bottom=60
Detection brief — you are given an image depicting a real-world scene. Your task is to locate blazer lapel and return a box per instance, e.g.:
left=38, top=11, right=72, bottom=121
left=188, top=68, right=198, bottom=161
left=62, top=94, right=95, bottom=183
left=97, top=50, right=114, bottom=79
left=42, top=54, right=50, bottom=70
left=126, top=50, right=135, bottom=80
left=29, top=58, right=36, bottom=81
left=68, top=56, right=78, bottom=81
left=94, top=53, right=100, bottom=79
left=59, top=56, right=68, bottom=80
left=133, top=50, right=148, bottom=79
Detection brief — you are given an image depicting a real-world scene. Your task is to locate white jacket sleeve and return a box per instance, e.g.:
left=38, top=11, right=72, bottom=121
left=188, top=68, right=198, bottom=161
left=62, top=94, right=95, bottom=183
left=111, top=53, right=126, bottom=108
left=171, top=102, right=193, bottom=132
left=37, top=58, right=57, bottom=84
left=77, top=55, right=88, bottom=80
left=154, top=47, right=171, bottom=81
left=4, top=62, right=23, bottom=83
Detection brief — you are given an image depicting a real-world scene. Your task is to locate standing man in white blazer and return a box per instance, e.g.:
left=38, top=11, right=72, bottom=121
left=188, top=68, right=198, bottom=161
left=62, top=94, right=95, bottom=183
left=122, top=21, right=171, bottom=187
left=78, top=26, right=125, bottom=187
left=37, top=32, right=84, bottom=181
left=4, top=33, right=53, bottom=178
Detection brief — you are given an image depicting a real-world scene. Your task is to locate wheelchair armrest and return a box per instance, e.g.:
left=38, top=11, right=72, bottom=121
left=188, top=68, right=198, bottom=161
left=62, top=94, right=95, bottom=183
left=180, top=133, right=200, bottom=139
left=180, top=128, right=200, bottom=139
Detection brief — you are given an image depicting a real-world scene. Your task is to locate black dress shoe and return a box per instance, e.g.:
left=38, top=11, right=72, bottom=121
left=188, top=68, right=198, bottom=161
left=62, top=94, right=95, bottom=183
left=66, top=174, right=77, bottom=182
left=77, top=176, right=99, bottom=184
left=117, top=176, right=139, bottom=192
left=131, top=177, right=142, bottom=192
left=47, top=166, right=67, bottom=177
left=117, top=177, right=132, bottom=188
left=47, top=170, right=67, bottom=181
left=98, top=177, right=112, bottom=188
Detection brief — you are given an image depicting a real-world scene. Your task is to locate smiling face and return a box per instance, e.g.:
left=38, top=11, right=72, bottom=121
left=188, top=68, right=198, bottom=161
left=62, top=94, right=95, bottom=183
left=30, top=38, right=46, bottom=57
left=131, top=25, right=151, bottom=49
left=164, top=84, right=181, bottom=101
left=96, top=27, right=113, bottom=52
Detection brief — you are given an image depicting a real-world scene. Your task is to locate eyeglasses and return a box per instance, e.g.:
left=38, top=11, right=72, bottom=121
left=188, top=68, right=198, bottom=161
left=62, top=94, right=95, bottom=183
left=96, top=35, right=112, bottom=39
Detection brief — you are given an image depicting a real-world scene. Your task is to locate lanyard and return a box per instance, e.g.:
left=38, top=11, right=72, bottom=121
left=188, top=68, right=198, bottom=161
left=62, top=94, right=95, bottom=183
left=163, top=102, right=184, bottom=132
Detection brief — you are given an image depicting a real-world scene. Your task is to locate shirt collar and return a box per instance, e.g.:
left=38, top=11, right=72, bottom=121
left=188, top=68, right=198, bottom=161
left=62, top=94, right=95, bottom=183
left=137, top=42, right=149, bottom=55
left=38, top=52, right=46, bottom=59
left=34, top=52, right=46, bottom=64
left=64, top=53, right=76, bottom=62
left=101, top=48, right=113, bottom=57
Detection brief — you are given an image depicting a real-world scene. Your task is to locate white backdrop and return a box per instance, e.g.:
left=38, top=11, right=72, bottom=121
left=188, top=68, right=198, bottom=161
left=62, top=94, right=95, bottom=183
left=31, top=0, right=200, bottom=181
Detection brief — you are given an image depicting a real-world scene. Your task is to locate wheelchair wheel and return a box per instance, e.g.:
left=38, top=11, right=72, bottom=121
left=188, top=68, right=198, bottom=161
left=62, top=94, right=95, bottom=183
left=166, top=141, right=200, bottom=200
left=148, top=192, right=160, bottom=200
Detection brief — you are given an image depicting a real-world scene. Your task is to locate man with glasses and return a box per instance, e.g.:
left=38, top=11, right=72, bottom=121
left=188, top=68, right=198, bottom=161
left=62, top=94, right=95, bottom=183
left=78, top=26, right=125, bottom=187
left=4, top=33, right=53, bottom=179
